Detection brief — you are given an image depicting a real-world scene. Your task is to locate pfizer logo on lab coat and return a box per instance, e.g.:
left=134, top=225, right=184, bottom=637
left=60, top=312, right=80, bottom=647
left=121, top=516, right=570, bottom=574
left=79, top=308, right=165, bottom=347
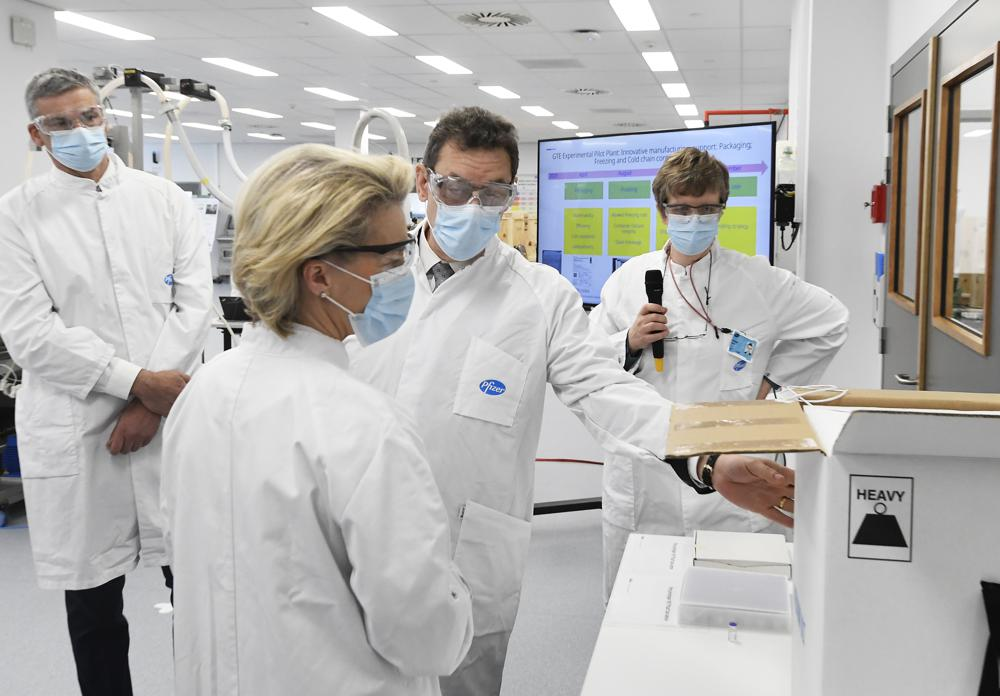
left=479, top=379, right=507, bottom=396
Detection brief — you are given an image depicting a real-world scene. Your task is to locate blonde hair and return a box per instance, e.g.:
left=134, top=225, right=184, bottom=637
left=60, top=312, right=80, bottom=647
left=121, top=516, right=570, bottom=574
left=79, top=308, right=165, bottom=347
left=652, top=147, right=730, bottom=215
left=232, top=144, right=413, bottom=337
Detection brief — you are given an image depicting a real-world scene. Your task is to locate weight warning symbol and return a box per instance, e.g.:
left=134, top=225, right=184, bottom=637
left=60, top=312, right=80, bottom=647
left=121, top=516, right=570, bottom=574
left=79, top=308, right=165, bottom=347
left=848, top=475, right=913, bottom=562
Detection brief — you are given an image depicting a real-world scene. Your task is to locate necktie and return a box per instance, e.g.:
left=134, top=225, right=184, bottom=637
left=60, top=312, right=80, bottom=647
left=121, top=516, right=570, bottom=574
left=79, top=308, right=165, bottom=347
left=428, top=261, right=455, bottom=291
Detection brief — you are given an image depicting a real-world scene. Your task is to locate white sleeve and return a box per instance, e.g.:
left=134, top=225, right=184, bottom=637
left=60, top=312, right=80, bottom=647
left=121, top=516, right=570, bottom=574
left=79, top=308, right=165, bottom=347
left=340, top=414, right=473, bottom=676
left=764, top=267, right=850, bottom=387
left=545, top=276, right=672, bottom=461
left=143, top=188, right=214, bottom=374
left=0, top=207, right=128, bottom=400
left=588, top=269, right=633, bottom=368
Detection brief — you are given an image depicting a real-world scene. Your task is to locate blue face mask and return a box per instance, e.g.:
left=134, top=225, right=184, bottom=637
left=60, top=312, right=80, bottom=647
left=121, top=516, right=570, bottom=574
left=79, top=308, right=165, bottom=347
left=431, top=203, right=504, bottom=261
left=666, top=213, right=721, bottom=256
left=46, top=125, right=108, bottom=173
left=320, top=259, right=415, bottom=346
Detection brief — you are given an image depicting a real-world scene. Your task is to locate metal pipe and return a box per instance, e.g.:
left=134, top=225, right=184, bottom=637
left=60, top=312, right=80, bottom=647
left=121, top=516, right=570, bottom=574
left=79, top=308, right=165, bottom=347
left=703, top=108, right=789, bottom=127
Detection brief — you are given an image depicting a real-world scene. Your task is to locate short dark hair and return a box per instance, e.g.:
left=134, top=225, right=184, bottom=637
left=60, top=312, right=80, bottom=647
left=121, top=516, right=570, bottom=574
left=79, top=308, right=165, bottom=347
left=424, top=107, right=519, bottom=180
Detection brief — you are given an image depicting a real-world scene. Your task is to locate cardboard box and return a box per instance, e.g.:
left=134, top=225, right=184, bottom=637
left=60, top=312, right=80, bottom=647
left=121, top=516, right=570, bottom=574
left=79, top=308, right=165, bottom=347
left=666, top=390, right=1000, bottom=695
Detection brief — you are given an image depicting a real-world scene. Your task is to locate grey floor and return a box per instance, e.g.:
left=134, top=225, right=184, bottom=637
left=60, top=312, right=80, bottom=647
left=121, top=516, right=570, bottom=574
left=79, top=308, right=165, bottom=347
left=0, top=500, right=604, bottom=696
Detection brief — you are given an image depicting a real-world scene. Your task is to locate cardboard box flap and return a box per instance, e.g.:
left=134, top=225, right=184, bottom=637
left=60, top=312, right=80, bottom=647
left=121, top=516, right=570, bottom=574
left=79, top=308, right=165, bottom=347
left=813, top=406, right=1000, bottom=458
left=665, top=400, right=821, bottom=457
left=793, top=388, right=1000, bottom=411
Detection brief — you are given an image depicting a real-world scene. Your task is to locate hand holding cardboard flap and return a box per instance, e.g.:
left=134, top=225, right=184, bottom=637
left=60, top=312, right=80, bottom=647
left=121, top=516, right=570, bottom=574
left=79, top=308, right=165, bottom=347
left=981, top=581, right=1000, bottom=696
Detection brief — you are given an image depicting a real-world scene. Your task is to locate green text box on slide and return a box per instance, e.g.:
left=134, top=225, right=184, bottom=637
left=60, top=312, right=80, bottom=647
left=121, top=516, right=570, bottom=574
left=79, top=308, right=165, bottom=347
left=609, top=180, right=652, bottom=200
left=655, top=214, right=668, bottom=251
left=564, top=208, right=604, bottom=255
left=718, top=206, right=757, bottom=256
left=608, top=208, right=652, bottom=257
left=729, top=176, right=758, bottom=197
left=564, top=182, right=604, bottom=200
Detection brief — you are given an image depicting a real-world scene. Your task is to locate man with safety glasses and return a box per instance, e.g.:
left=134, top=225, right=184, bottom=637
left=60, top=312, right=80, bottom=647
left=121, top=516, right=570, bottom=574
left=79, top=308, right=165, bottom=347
left=0, top=68, right=213, bottom=696
left=590, top=146, right=849, bottom=599
left=348, top=108, right=797, bottom=696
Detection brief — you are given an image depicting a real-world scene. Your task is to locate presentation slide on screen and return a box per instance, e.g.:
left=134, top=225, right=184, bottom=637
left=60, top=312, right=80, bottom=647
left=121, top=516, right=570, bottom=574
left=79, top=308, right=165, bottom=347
left=537, top=124, right=774, bottom=305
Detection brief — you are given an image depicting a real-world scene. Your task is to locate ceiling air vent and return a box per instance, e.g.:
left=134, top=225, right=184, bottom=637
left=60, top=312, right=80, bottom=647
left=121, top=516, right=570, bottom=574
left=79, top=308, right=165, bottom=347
left=614, top=121, right=646, bottom=128
left=457, top=11, right=532, bottom=28
left=591, top=107, right=632, bottom=113
left=565, top=87, right=609, bottom=96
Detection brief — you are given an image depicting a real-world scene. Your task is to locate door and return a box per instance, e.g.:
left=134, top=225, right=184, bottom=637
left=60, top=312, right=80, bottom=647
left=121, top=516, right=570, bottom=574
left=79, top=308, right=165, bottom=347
left=882, top=0, right=1000, bottom=393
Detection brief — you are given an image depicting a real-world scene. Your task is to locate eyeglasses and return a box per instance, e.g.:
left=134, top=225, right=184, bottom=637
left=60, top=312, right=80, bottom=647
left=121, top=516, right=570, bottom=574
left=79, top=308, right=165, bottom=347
left=426, top=169, right=516, bottom=208
left=664, top=330, right=708, bottom=342
left=32, top=105, right=105, bottom=135
left=663, top=203, right=726, bottom=216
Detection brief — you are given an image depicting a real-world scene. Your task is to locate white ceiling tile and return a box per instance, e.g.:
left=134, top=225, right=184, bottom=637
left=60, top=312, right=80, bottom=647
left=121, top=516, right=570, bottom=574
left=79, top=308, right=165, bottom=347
left=655, top=0, right=742, bottom=29
left=743, top=49, right=789, bottom=70
left=674, top=50, right=742, bottom=70
left=553, top=31, right=641, bottom=54
left=525, top=2, right=624, bottom=32
left=404, top=33, right=505, bottom=56
left=743, top=26, right=791, bottom=51
left=741, top=0, right=795, bottom=27
left=664, top=27, right=741, bottom=52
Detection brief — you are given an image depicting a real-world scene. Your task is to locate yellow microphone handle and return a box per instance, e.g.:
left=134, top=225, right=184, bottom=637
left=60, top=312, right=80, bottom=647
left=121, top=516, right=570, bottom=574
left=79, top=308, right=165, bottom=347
left=654, top=357, right=664, bottom=372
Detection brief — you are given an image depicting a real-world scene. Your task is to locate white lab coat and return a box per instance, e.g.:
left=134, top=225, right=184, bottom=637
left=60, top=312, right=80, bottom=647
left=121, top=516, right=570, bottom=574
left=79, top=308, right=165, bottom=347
left=0, top=154, right=213, bottom=590
left=589, top=242, right=849, bottom=540
left=348, top=233, right=673, bottom=696
left=161, top=323, right=474, bottom=696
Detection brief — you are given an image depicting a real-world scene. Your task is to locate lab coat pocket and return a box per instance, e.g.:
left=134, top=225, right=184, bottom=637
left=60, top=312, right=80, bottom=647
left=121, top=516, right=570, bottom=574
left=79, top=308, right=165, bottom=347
left=452, top=500, right=532, bottom=636
left=14, top=384, right=80, bottom=478
left=452, top=337, right=528, bottom=428
left=718, top=348, right=754, bottom=397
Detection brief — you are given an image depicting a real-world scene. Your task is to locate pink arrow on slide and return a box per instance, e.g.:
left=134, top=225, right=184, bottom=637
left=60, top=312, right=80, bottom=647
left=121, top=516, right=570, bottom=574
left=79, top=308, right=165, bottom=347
left=728, top=161, right=768, bottom=175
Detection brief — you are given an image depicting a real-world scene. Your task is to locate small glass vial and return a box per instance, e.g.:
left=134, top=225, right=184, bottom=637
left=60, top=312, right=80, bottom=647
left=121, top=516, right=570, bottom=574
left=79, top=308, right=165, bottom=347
left=727, top=621, right=739, bottom=644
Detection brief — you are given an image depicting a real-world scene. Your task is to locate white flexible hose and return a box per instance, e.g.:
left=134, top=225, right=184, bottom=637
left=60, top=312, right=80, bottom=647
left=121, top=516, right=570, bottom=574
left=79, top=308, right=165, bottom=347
left=210, top=89, right=247, bottom=183
left=138, top=73, right=234, bottom=208
left=97, top=74, right=125, bottom=101
left=351, top=109, right=410, bottom=161
left=162, top=98, right=190, bottom=180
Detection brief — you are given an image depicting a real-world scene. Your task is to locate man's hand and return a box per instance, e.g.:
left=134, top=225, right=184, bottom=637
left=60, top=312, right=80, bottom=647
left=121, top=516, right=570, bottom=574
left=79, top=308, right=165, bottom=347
left=710, top=454, right=795, bottom=528
left=131, top=369, right=190, bottom=416
left=107, top=400, right=162, bottom=455
left=626, top=303, right=669, bottom=353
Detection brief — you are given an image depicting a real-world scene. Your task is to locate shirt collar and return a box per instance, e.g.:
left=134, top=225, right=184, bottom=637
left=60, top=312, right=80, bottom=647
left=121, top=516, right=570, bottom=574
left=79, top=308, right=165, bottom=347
left=417, top=220, right=476, bottom=275
left=49, top=152, right=122, bottom=190
left=239, top=322, right=349, bottom=369
left=664, top=239, right=722, bottom=274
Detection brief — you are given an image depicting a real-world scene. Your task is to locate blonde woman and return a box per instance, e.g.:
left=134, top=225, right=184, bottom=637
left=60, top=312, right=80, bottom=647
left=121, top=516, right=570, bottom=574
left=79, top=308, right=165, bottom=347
left=160, top=144, right=473, bottom=696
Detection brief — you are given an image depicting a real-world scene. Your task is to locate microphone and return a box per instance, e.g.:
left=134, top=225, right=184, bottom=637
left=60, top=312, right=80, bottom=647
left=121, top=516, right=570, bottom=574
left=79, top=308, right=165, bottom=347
left=644, top=269, right=664, bottom=372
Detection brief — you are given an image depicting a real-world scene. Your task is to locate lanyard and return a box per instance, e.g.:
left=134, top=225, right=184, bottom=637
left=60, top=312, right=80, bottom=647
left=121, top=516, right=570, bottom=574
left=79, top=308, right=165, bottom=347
left=664, top=244, right=730, bottom=340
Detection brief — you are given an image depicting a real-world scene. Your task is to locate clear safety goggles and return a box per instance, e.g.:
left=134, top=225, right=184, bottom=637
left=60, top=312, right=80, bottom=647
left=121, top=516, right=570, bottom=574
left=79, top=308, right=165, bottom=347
left=32, top=105, right=105, bottom=135
left=662, top=203, right=726, bottom=216
left=322, top=235, right=416, bottom=287
left=427, top=169, right=517, bottom=208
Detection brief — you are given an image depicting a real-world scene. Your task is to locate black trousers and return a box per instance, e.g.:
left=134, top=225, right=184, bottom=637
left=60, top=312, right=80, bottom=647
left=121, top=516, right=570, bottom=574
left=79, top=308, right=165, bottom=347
left=64, top=566, right=173, bottom=696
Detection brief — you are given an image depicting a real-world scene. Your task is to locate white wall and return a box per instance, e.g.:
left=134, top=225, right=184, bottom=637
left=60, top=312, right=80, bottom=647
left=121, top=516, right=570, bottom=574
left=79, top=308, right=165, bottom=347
left=788, top=0, right=888, bottom=390
left=0, top=2, right=58, bottom=197
left=887, top=0, right=957, bottom=65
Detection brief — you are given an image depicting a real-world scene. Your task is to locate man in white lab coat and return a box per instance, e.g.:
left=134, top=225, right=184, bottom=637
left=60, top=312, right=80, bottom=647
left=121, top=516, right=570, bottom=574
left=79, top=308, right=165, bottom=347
left=348, top=107, right=796, bottom=696
left=590, top=146, right=849, bottom=597
left=0, top=68, right=213, bottom=696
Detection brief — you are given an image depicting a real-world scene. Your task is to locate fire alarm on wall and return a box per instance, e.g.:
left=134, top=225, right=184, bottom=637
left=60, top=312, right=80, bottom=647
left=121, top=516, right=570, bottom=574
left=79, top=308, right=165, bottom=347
left=866, top=183, right=887, bottom=223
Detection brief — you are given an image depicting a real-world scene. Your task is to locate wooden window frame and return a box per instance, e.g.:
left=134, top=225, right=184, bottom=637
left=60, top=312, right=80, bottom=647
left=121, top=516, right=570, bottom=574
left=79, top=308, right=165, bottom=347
left=888, top=91, right=927, bottom=314
left=932, top=43, right=1000, bottom=356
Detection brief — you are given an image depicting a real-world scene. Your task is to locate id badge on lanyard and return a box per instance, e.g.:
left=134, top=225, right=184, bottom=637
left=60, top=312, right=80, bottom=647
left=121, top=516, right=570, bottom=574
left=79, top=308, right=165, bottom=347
left=727, top=330, right=759, bottom=368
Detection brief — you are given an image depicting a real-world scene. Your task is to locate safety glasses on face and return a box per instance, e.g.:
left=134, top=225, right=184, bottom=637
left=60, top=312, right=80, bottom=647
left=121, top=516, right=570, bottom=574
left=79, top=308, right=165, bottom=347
left=662, top=203, right=726, bottom=216
left=322, top=235, right=416, bottom=285
left=426, top=169, right=517, bottom=208
left=32, top=105, right=105, bottom=135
